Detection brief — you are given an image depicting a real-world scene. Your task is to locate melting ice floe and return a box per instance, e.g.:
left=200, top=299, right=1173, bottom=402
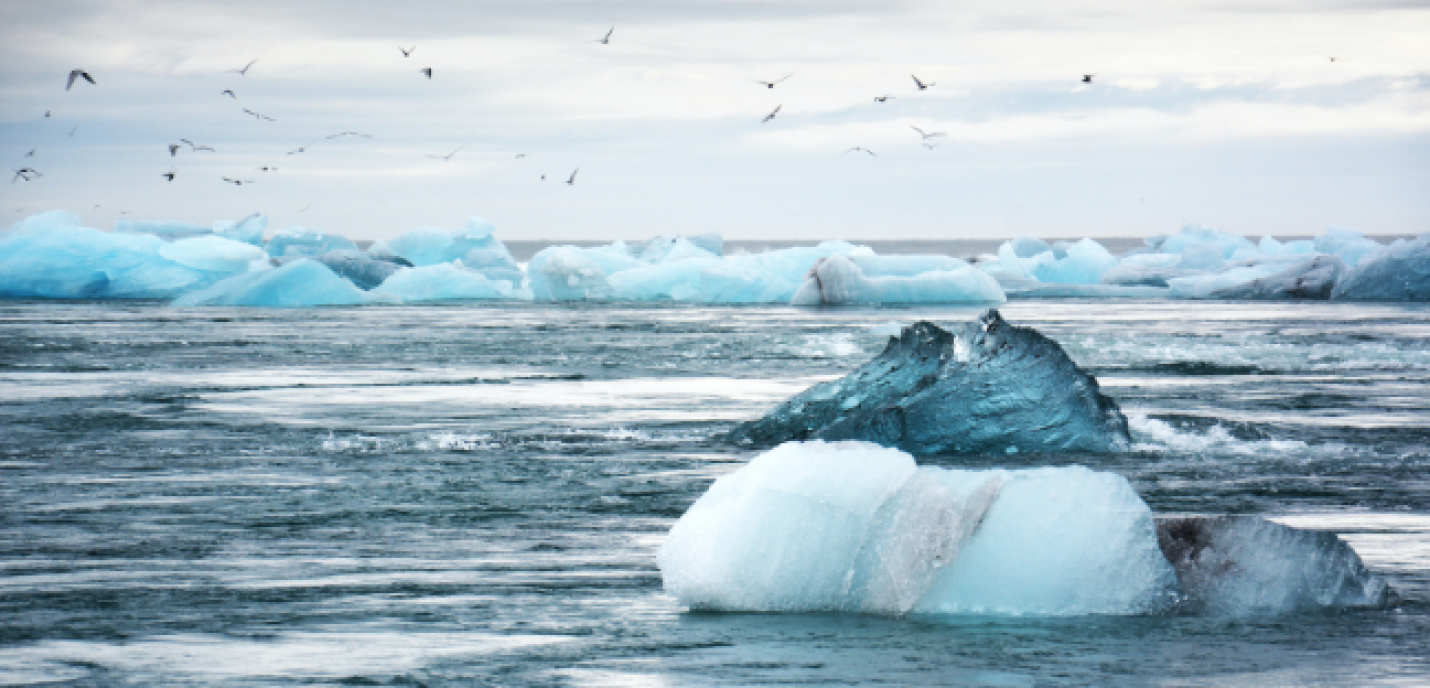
left=3, top=210, right=1429, bottom=306
left=658, top=440, right=1391, bottom=616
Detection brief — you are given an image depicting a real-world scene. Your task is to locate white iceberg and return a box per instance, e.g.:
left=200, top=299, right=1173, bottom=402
left=791, top=254, right=1005, bottom=305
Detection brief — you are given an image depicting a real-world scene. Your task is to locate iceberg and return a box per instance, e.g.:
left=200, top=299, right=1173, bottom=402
left=728, top=310, right=1129, bottom=454
left=384, top=217, right=523, bottom=283
left=372, top=262, right=529, bottom=301
left=1208, top=255, right=1347, bottom=300
left=213, top=213, right=267, bottom=247
left=114, top=219, right=213, bottom=240
left=1314, top=227, right=1384, bottom=268
left=1156, top=516, right=1391, bottom=614
left=1331, top=234, right=1430, bottom=301
left=265, top=226, right=359, bottom=258
left=790, top=255, right=1006, bottom=305
left=159, top=236, right=269, bottom=274
left=173, top=258, right=375, bottom=307
left=658, top=441, right=1175, bottom=615
left=311, top=249, right=410, bottom=291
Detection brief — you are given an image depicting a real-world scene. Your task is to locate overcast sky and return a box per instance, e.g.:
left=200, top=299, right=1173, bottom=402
left=1, top=0, right=1427, bottom=241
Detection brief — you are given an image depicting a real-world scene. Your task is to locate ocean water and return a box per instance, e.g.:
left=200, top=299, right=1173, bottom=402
left=1, top=299, right=1428, bottom=685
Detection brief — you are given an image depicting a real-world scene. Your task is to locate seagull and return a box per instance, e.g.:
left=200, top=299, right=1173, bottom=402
left=541, top=174, right=546, bottom=181
left=753, top=74, right=793, bottom=89
left=922, top=142, right=939, bottom=150
left=515, top=153, right=527, bottom=159
left=565, top=168, right=579, bottom=185
left=286, top=142, right=315, bottom=155
left=597, top=27, right=614, bottom=44
left=844, top=147, right=876, bottom=156
left=399, top=45, right=416, bottom=57
left=66, top=69, right=96, bottom=91
left=762, top=104, right=782, bottom=123
left=297, top=202, right=312, bottom=213
left=221, top=177, right=254, bottom=186
left=232, top=59, right=258, bottom=76
left=911, top=74, right=934, bottom=90
left=222, top=89, right=236, bottom=98
left=243, top=108, right=276, bottom=121
left=12, top=168, right=42, bottom=183
left=910, top=125, right=946, bottom=139
left=180, top=139, right=214, bottom=152
left=24, top=149, right=36, bottom=158
left=1327, top=56, right=1339, bottom=62
left=161, top=168, right=176, bottom=182
left=1082, top=74, right=1095, bottom=83
left=44, top=110, right=51, bottom=118
left=874, top=95, right=895, bottom=103
left=257, top=166, right=278, bottom=172
left=168, top=144, right=180, bottom=157
left=326, top=131, right=373, bottom=139
left=65, top=126, right=78, bottom=137
left=420, top=67, right=432, bottom=79
left=427, top=145, right=464, bottom=161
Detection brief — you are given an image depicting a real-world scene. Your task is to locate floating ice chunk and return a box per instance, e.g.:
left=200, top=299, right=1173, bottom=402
left=529, top=246, right=626, bottom=300
left=658, top=441, right=1174, bottom=615
left=1030, top=238, right=1118, bottom=284
left=1209, top=255, right=1347, bottom=300
left=848, top=254, right=972, bottom=277
left=373, top=262, right=527, bottom=301
left=1156, top=516, right=1390, bottom=614
left=790, top=255, right=1005, bottom=305
left=158, top=236, right=268, bottom=274
left=1331, top=234, right=1430, bottom=301
left=1166, top=263, right=1287, bottom=299
left=696, top=262, right=801, bottom=303
left=311, top=249, right=409, bottom=290
left=729, top=310, right=1129, bottom=454
left=1008, top=236, right=1052, bottom=258
left=173, top=259, right=374, bottom=307
left=1314, top=227, right=1383, bottom=267
left=114, top=219, right=212, bottom=240
left=1158, top=224, right=1256, bottom=258
left=213, top=213, right=267, bottom=247
left=637, top=236, right=722, bottom=263
left=609, top=256, right=722, bottom=301
left=265, top=226, right=358, bottom=258
left=384, top=217, right=520, bottom=280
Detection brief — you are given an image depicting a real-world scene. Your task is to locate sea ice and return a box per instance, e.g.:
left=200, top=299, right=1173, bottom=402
left=265, top=226, right=359, bottom=258
left=789, top=255, right=1005, bottom=305
left=728, top=310, right=1130, bottom=454
left=383, top=217, right=523, bottom=285
left=173, top=258, right=375, bottom=307
left=1331, top=234, right=1430, bottom=301
left=372, top=262, right=529, bottom=301
left=658, top=441, right=1175, bottom=615
left=1156, top=516, right=1390, bottom=613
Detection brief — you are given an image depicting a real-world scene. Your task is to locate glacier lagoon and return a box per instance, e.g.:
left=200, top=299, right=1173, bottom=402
left=1, top=297, right=1428, bottom=684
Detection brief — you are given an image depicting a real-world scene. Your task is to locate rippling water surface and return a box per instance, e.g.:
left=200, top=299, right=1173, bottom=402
left=2, top=300, right=1428, bottom=685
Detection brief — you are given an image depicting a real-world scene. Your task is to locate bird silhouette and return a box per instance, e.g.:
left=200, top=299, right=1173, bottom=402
left=420, top=67, right=432, bottom=79
left=257, top=166, right=278, bottom=172
left=911, top=74, right=934, bottom=90
left=844, top=147, right=876, bottom=156
left=66, top=69, right=96, bottom=91
left=427, top=145, right=464, bottom=161
left=597, top=27, right=614, bottom=44
left=922, top=142, right=939, bottom=150
left=516, top=153, right=527, bottom=159
left=297, top=203, right=312, bottom=213
left=326, top=131, right=373, bottom=139
left=222, top=89, right=236, bottom=98
left=168, top=144, right=180, bottom=157
left=399, top=46, right=416, bottom=57
left=221, top=177, right=254, bottom=186
left=162, top=168, right=176, bottom=182
left=242, top=108, right=276, bottom=121
left=753, top=74, right=793, bottom=89
left=24, top=149, right=36, bottom=158
left=179, top=139, right=215, bottom=152
left=1327, top=56, right=1339, bottom=62
left=1082, top=74, right=1095, bottom=83
left=762, top=104, right=782, bottom=123
left=910, top=126, right=945, bottom=139
left=44, top=110, right=51, bottom=118
left=65, top=126, right=77, bottom=137
left=232, top=59, right=258, bottom=76
left=566, top=168, right=579, bottom=185
left=874, top=95, right=895, bottom=103
left=541, top=174, right=547, bottom=181
left=12, top=168, right=42, bottom=183
left=286, top=142, right=315, bottom=155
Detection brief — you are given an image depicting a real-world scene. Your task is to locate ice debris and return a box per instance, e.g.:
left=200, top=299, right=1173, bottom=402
left=728, top=310, right=1130, bottom=454
left=173, top=258, right=377, bottom=307
left=1331, top=234, right=1430, bottom=301
left=373, top=261, right=530, bottom=302
left=658, top=441, right=1175, bottom=615
left=790, top=255, right=1005, bottom=305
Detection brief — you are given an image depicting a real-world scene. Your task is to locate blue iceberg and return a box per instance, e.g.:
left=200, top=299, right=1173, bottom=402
left=1331, top=234, right=1430, bottom=301
left=729, top=310, right=1129, bottom=454
left=265, top=226, right=359, bottom=258
left=173, top=259, right=377, bottom=307
left=310, top=249, right=410, bottom=291
left=373, top=262, right=531, bottom=301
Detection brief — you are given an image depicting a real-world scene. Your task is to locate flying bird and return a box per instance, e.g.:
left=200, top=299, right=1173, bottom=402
left=911, top=74, right=934, bottom=90
left=515, top=153, right=527, bottom=159
left=222, top=89, right=236, bottom=98
left=326, top=131, right=373, bottom=139
left=910, top=125, right=945, bottom=139
left=232, top=59, right=258, bottom=76
left=286, top=142, right=315, bottom=155
left=258, top=166, right=278, bottom=172
left=922, top=142, right=939, bottom=150
left=66, top=69, right=96, bottom=91
left=243, top=108, right=276, bottom=121
left=399, top=45, right=416, bottom=57
left=44, top=110, right=50, bottom=118
left=1082, top=74, right=1095, bottom=83
left=297, top=203, right=312, bottom=213
left=1327, top=56, right=1339, bottom=62
left=753, top=74, right=793, bottom=89
left=762, top=104, right=782, bottom=123
left=844, top=147, right=876, bottom=156
left=12, top=168, right=42, bottom=183
left=24, top=149, right=36, bottom=158
left=161, top=168, right=176, bottom=182
left=541, top=174, right=546, bottom=181
left=427, top=145, right=464, bottom=161
left=566, top=168, right=579, bottom=185
left=221, top=177, right=254, bottom=186
left=874, top=95, right=895, bottom=103
left=64, top=126, right=78, bottom=138
left=420, top=67, right=432, bottom=79
left=168, top=144, right=180, bottom=157
left=597, top=27, right=614, bottom=44
left=179, top=139, right=215, bottom=152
